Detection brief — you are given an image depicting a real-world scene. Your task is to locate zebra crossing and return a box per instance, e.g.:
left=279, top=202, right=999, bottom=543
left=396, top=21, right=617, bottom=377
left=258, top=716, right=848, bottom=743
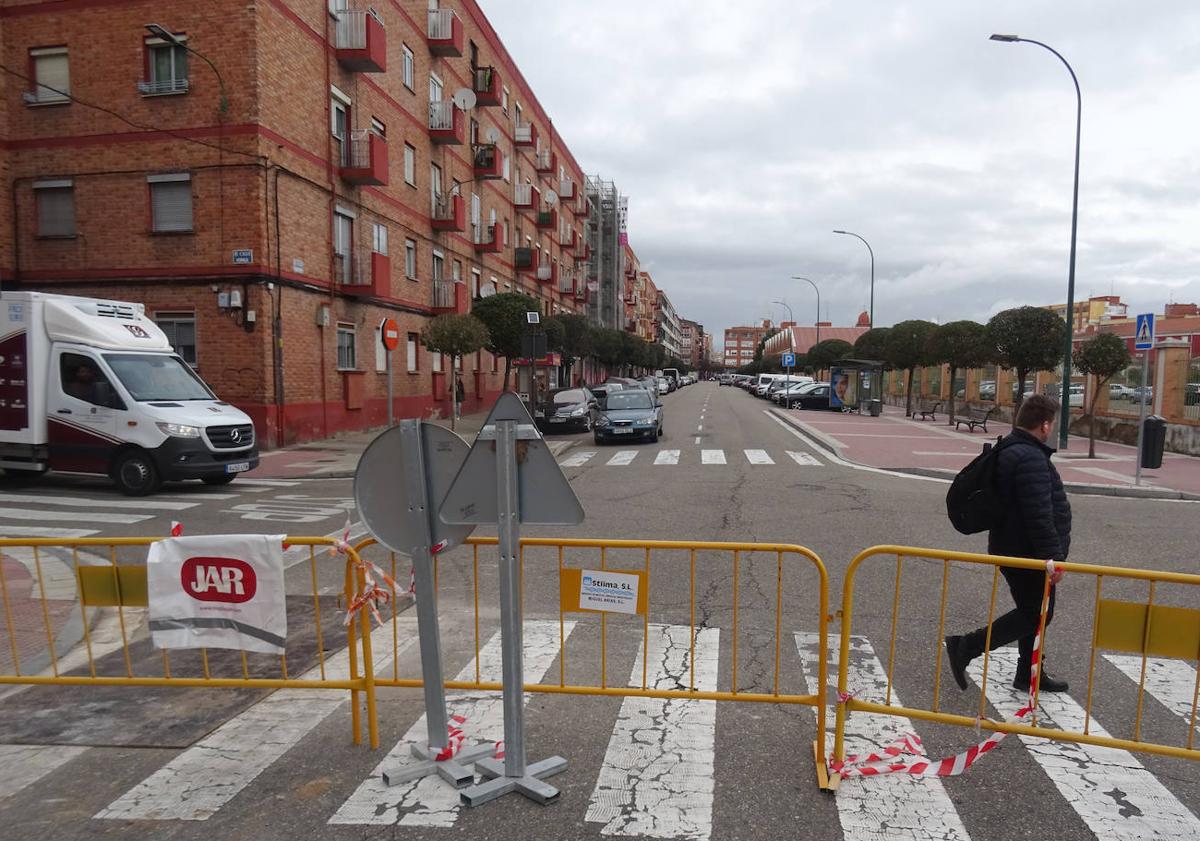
left=4, top=628, right=1200, bottom=840
left=559, top=448, right=825, bottom=468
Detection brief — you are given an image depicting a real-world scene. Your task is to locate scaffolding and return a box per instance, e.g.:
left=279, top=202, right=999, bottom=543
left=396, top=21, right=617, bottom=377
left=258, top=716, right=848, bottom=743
left=584, top=175, right=622, bottom=330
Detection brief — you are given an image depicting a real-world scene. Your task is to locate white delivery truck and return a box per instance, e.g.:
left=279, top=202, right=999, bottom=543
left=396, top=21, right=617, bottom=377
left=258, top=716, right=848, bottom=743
left=0, top=292, right=258, bottom=495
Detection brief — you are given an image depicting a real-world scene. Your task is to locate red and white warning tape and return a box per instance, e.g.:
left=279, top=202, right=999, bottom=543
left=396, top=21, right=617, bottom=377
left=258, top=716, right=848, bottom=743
left=433, top=714, right=468, bottom=761
left=335, top=519, right=401, bottom=628
left=832, top=560, right=1058, bottom=780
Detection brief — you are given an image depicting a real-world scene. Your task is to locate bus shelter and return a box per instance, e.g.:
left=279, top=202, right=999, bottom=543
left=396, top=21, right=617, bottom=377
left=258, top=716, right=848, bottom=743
left=830, top=358, right=885, bottom=415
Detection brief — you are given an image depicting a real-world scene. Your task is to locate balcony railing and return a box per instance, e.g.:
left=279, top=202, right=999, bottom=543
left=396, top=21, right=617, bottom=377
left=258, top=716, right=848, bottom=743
left=513, top=183, right=537, bottom=208
left=514, top=121, right=537, bottom=147
left=432, top=278, right=457, bottom=310
left=428, top=100, right=463, bottom=144
left=473, top=223, right=503, bottom=252
left=431, top=192, right=464, bottom=231
left=334, top=8, right=386, bottom=72
left=340, top=129, right=388, bottom=185
left=138, top=77, right=189, bottom=96
left=472, top=65, right=501, bottom=106
left=427, top=8, right=463, bottom=56
left=473, top=143, right=503, bottom=179
left=333, top=249, right=365, bottom=287
left=559, top=178, right=577, bottom=200
left=535, top=150, right=556, bottom=173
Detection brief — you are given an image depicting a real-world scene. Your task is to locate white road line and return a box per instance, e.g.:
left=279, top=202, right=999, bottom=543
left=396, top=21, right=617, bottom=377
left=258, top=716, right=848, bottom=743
left=0, top=745, right=89, bottom=800
left=701, top=449, right=725, bottom=465
left=693, top=437, right=701, bottom=445
left=158, top=492, right=239, bottom=501
left=586, top=624, right=720, bottom=840
left=1103, top=654, right=1200, bottom=738
left=696, top=425, right=703, bottom=432
left=968, top=648, right=1200, bottom=838
left=230, top=479, right=301, bottom=488
left=786, top=451, right=822, bottom=467
left=0, top=525, right=98, bottom=538
left=97, top=618, right=418, bottom=821
left=330, top=620, right=575, bottom=827
left=607, top=450, right=638, bottom=466
left=795, top=632, right=970, bottom=841
left=744, top=449, right=774, bottom=465
left=0, top=507, right=153, bottom=524
left=0, top=492, right=199, bottom=511
left=654, top=450, right=681, bottom=465
left=561, top=451, right=597, bottom=467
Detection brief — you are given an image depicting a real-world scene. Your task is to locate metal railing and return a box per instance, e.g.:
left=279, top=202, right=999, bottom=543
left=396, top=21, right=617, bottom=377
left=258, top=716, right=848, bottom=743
left=513, top=183, right=534, bottom=205
left=473, top=65, right=496, bottom=93
left=535, top=150, right=554, bottom=170
left=474, top=223, right=500, bottom=248
left=515, top=122, right=535, bottom=144
left=427, top=8, right=457, bottom=40
left=428, top=100, right=457, bottom=131
left=345, top=129, right=378, bottom=169
left=432, top=191, right=456, bottom=221
left=333, top=248, right=370, bottom=286
left=138, top=77, right=189, bottom=95
left=335, top=8, right=382, bottom=50
left=432, top=278, right=457, bottom=309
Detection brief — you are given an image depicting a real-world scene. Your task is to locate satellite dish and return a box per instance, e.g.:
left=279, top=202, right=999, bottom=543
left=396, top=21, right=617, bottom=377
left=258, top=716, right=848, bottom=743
left=544, top=190, right=559, bottom=206
left=480, top=282, right=497, bottom=298
left=485, top=127, right=500, bottom=143
left=451, top=88, right=477, bottom=111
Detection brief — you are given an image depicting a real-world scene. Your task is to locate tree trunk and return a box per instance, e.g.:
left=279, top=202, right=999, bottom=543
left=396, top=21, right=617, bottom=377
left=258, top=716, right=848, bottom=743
left=450, top=355, right=458, bottom=432
left=503, top=357, right=512, bottom=392
left=1013, top=371, right=1027, bottom=428
left=905, top=368, right=915, bottom=416
left=946, top=365, right=958, bottom=424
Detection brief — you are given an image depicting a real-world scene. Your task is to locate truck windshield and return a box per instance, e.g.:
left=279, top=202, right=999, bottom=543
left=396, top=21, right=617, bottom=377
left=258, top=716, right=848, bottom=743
left=103, top=354, right=215, bottom=401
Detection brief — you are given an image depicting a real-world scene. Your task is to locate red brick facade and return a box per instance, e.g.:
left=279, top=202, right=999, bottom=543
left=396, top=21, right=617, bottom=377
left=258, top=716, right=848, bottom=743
left=1, top=0, right=590, bottom=446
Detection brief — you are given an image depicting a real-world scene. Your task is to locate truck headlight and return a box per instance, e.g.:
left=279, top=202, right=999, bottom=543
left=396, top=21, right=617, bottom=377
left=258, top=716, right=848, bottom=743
left=157, top=422, right=201, bottom=438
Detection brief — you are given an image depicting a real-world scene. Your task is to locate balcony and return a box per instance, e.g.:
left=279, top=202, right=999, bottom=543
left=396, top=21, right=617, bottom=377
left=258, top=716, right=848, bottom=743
left=137, top=77, right=189, bottom=96
left=535, top=150, right=556, bottom=174
left=427, top=8, right=463, bottom=56
left=514, top=247, right=539, bottom=273
left=432, top=279, right=469, bottom=314
left=473, top=66, right=502, bottom=107
left=335, top=248, right=389, bottom=297
left=473, top=223, right=503, bottom=253
left=575, top=241, right=591, bottom=261
left=513, top=183, right=539, bottom=209
left=431, top=192, right=464, bottom=231
left=536, top=261, right=558, bottom=286
left=428, top=101, right=464, bottom=145
left=573, top=196, right=591, bottom=217
left=561, top=227, right=578, bottom=250
left=558, top=270, right=577, bottom=296
left=335, top=8, right=387, bottom=73
left=339, top=129, right=388, bottom=186
left=472, top=143, right=503, bottom=180
left=535, top=207, right=557, bottom=230
left=559, top=178, right=577, bottom=201
left=514, top=121, right=538, bottom=148
left=625, top=318, right=637, bottom=333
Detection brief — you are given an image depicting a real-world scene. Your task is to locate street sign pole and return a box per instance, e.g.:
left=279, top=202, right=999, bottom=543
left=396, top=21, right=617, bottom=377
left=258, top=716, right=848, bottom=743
left=386, top=349, right=394, bottom=427
left=1135, top=351, right=1149, bottom=487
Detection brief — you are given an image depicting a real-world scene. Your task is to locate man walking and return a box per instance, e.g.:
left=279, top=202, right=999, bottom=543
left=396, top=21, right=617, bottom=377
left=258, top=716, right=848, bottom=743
left=945, top=394, right=1071, bottom=692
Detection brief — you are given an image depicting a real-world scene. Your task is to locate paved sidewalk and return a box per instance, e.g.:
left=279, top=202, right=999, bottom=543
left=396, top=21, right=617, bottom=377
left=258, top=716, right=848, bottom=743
left=773, top=403, right=1200, bottom=500
left=253, top=408, right=578, bottom=480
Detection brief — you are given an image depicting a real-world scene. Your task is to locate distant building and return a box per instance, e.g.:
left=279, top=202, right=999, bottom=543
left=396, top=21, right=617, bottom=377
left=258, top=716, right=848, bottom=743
left=762, top=311, right=871, bottom=357
left=1047, top=295, right=1129, bottom=331
left=655, top=291, right=682, bottom=358
left=679, top=318, right=705, bottom=370
left=723, top=321, right=774, bottom=368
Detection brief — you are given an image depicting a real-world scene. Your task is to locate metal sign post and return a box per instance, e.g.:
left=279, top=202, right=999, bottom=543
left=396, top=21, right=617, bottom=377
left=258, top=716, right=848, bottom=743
left=354, top=421, right=492, bottom=789
left=1133, top=313, right=1154, bottom=487
left=440, top=393, right=584, bottom=807
left=380, top=318, right=400, bottom=428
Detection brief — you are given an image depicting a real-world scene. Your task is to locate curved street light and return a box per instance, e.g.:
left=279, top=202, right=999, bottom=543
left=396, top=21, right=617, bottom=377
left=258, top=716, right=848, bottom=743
left=832, top=230, right=874, bottom=330
left=792, top=276, right=821, bottom=347
left=146, top=23, right=229, bottom=113
left=990, top=33, right=1081, bottom=450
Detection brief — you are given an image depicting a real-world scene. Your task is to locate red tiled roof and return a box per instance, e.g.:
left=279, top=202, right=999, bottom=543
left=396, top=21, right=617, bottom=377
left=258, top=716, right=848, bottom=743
left=764, top=326, right=870, bottom=355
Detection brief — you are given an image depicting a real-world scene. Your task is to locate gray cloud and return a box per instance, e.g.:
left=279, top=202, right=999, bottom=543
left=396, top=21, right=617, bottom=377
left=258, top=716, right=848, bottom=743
left=483, top=0, right=1200, bottom=343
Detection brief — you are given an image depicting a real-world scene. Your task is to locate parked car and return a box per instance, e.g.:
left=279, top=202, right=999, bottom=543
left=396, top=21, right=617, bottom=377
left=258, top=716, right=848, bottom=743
left=791, top=383, right=833, bottom=410
left=588, top=383, right=624, bottom=406
left=979, top=381, right=997, bottom=401
left=1186, top=383, right=1200, bottom=406
left=783, top=382, right=828, bottom=409
left=657, top=378, right=670, bottom=395
left=1110, top=383, right=1135, bottom=400
left=773, top=381, right=816, bottom=405
left=536, top=387, right=598, bottom=432
left=1132, top=386, right=1154, bottom=405
left=593, top=388, right=664, bottom=444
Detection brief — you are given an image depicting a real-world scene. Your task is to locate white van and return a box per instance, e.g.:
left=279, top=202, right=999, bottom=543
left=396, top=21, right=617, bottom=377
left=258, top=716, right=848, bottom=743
left=754, top=373, right=802, bottom=397
left=0, top=292, right=258, bottom=495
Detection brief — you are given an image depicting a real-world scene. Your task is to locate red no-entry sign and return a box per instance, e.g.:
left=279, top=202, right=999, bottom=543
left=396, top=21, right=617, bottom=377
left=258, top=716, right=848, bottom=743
left=380, top=318, right=400, bottom=351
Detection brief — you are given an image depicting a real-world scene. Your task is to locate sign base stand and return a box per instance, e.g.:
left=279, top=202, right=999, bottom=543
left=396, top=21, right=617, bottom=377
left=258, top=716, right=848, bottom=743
left=382, top=741, right=498, bottom=789
left=461, top=755, right=568, bottom=807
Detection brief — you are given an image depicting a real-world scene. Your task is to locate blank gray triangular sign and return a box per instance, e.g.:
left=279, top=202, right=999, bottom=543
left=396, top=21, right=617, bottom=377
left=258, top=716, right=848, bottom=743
left=439, top=392, right=584, bottom=526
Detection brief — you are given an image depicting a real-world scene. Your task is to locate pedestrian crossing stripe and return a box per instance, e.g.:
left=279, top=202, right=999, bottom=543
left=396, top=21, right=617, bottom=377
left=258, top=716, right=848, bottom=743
left=558, top=449, right=823, bottom=467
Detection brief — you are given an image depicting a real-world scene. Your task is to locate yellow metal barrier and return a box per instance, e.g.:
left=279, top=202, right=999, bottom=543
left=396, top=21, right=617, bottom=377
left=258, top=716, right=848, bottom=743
left=354, top=535, right=831, bottom=782
left=833, top=545, right=1200, bottom=778
left=0, top=536, right=379, bottom=747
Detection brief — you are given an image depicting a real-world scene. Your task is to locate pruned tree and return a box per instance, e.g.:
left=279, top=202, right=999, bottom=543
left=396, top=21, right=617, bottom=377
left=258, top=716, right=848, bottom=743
left=929, top=320, right=993, bottom=422
left=545, top=313, right=592, bottom=386
left=853, top=327, right=892, bottom=364
left=1075, top=332, right=1132, bottom=457
left=807, top=339, right=854, bottom=375
left=883, top=320, right=939, bottom=416
left=589, top=326, right=624, bottom=376
left=469, top=292, right=539, bottom=391
left=987, top=306, right=1067, bottom=422
left=421, top=313, right=489, bottom=428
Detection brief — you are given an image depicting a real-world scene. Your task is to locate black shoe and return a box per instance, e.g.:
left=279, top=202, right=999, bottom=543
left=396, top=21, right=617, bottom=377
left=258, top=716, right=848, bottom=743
left=1013, top=671, right=1069, bottom=693
left=944, top=635, right=970, bottom=690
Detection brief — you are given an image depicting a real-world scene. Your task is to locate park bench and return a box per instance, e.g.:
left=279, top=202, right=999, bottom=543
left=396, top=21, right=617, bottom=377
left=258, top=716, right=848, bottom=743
left=953, top=404, right=995, bottom=433
left=914, top=400, right=942, bottom=421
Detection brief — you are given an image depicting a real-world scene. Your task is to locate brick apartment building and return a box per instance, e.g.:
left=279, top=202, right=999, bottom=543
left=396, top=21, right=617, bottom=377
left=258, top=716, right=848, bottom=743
left=1, top=0, right=594, bottom=446
left=722, top=320, right=774, bottom=368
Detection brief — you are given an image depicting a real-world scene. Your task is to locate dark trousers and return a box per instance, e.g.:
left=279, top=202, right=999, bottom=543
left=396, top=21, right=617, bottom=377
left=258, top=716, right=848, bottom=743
left=961, top=566, right=1056, bottom=674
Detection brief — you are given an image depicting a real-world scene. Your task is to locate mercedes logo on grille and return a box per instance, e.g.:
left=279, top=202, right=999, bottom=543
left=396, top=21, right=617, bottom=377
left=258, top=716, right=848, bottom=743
left=230, top=428, right=242, bottom=443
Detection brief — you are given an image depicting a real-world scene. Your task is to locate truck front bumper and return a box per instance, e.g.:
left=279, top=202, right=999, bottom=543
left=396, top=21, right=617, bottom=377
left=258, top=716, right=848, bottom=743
left=152, top=438, right=260, bottom=481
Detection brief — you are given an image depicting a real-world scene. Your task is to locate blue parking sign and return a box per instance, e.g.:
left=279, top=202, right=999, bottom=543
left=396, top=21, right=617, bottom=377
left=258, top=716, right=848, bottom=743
left=782, top=352, right=795, bottom=368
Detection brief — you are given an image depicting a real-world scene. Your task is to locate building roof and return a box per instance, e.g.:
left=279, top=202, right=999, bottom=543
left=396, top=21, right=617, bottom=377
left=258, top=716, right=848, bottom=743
left=765, top=326, right=870, bottom=355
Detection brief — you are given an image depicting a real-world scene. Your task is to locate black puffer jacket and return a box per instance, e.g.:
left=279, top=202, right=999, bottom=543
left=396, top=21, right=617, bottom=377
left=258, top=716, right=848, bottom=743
left=987, top=429, right=1072, bottom=561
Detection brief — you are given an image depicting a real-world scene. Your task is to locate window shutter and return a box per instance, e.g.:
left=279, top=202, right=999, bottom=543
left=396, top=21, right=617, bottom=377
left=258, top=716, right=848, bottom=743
left=36, top=53, right=70, bottom=100
left=150, top=180, right=193, bottom=232
left=36, top=185, right=75, bottom=237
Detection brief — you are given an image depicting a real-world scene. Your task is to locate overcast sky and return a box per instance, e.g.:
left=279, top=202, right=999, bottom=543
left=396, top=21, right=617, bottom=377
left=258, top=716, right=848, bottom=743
left=483, top=1, right=1200, bottom=347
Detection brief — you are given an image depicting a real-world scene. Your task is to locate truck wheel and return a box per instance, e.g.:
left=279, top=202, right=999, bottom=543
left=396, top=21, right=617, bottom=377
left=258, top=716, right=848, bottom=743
left=202, top=475, right=237, bottom=486
left=113, top=450, right=162, bottom=496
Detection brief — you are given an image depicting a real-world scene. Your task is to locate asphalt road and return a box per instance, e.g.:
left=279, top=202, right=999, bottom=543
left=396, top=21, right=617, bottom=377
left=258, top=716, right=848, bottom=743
left=2, top=381, right=1199, bottom=841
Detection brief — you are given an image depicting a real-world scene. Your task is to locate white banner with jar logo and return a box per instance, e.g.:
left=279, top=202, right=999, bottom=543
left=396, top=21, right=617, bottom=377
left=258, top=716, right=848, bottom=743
left=147, top=534, right=287, bottom=654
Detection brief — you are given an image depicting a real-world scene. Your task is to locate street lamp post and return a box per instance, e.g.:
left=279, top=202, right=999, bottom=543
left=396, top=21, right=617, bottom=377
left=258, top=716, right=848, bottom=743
left=145, top=23, right=229, bottom=113
left=833, top=230, right=874, bottom=330
left=990, top=33, right=1081, bottom=451
left=792, top=276, right=821, bottom=347
left=771, top=301, right=794, bottom=382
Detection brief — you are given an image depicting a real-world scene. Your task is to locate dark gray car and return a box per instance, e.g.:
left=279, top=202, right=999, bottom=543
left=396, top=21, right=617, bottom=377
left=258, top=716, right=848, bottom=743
left=536, top=387, right=598, bottom=432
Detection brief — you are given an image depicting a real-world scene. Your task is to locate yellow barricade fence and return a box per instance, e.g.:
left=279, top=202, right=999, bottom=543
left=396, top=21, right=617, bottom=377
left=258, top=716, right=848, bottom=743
left=0, top=536, right=380, bottom=747
left=833, top=544, right=1200, bottom=780
left=354, top=535, right=831, bottom=781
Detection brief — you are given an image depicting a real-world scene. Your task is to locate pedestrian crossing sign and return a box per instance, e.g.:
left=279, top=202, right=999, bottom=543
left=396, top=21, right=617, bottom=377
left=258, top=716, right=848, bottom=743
left=1135, top=313, right=1155, bottom=350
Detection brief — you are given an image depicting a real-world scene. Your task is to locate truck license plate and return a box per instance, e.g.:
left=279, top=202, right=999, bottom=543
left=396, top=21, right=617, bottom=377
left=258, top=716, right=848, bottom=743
left=225, top=462, right=251, bottom=474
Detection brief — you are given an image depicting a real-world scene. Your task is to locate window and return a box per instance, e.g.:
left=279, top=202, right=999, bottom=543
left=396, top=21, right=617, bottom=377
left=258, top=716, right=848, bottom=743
left=33, top=179, right=75, bottom=237
left=433, top=351, right=443, bottom=373
left=331, top=98, right=349, bottom=167
left=372, top=221, right=388, bottom=255
left=501, top=86, right=509, bottom=114
left=148, top=173, right=193, bottom=233
left=155, top=312, right=197, bottom=365
left=502, top=151, right=510, bottom=182
left=407, top=333, right=419, bottom=372
left=60, top=352, right=122, bottom=409
left=143, top=37, right=188, bottom=95
left=470, top=268, right=481, bottom=299
left=336, top=323, right=356, bottom=370
left=470, top=193, right=481, bottom=240
left=29, top=47, right=69, bottom=104
left=429, top=73, right=443, bottom=104
left=402, top=44, right=415, bottom=90
left=430, top=163, right=442, bottom=208
left=404, top=144, right=416, bottom=186
left=329, top=0, right=348, bottom=13
left=370, top=116, right=386, bottom=137
left=514, top=102, right=522, bottom=126
left=405, top=238, right=417, bottom=279
left=452, top=259, right=462, bottom=285
left=333, top=209, right=353, bottom=283
left=432, top=250, right=444, bottom=283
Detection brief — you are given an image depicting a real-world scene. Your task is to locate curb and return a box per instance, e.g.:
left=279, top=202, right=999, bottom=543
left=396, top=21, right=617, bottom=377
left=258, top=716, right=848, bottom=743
left=768, top=409, right=1200, bottom=502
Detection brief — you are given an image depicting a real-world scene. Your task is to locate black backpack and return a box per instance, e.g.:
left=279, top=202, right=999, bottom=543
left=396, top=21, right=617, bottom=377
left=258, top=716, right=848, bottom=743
left=946, top=436, right=1011, bottom=535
